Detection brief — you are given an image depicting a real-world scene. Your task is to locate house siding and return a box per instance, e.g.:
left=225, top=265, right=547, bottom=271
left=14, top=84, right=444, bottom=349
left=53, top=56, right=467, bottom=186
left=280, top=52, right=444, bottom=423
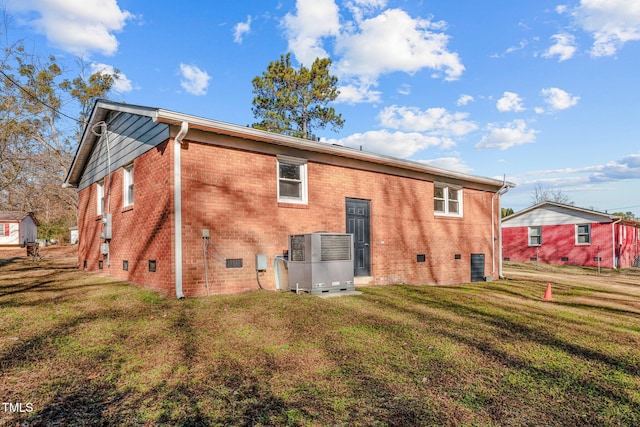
left=0, top=216, right=37, bottom=246
left=70, top=101, right=509, bottom=298
left=177, top=139, right=498, bottom=296
left=77, top=140, right=175, bottom=294
left=502, top=202, right=640, bottom=269
left=616, top=223, right=640, bottom=268
left=502, top=223, right=615, bottom=268
left=77, top=111, right=169, bottom=190
left=0, top=222, right=20, bottom=246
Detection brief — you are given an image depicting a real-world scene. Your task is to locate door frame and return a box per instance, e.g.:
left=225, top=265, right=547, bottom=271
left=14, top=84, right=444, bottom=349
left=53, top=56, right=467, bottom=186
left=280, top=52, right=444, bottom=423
left=346, top=198, right=371, bottom=277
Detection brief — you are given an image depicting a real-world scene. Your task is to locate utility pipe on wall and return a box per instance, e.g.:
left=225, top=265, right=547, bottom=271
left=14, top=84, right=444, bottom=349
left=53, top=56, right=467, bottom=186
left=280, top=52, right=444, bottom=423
left=174, top=121, right=189, bottom=299
left=491, top=176, right=510, bottom=279
left=611, top=218, right=621, bottom=269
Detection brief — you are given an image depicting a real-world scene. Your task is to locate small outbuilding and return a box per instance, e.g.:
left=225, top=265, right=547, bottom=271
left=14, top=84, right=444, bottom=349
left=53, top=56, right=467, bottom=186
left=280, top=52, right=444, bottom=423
left=502, top=201, right=640, bottom=269
left=0, top=211, right=39, bottom=247
left=64, top=100, right=514, bottom=297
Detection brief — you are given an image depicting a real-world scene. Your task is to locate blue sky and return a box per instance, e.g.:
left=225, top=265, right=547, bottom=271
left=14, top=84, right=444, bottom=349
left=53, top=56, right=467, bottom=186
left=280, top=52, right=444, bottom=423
left=5, top=0, right=640, bottom=216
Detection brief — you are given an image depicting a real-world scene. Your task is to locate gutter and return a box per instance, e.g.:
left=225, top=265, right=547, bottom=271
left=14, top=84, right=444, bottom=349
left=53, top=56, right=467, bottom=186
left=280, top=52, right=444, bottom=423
left=152, top=109, right=509, bottom=191
left=611, top=218, right=621, bottom=269
left=174, top=121, right=189, bottom=299
left=492, top=176, right=512, bottom=279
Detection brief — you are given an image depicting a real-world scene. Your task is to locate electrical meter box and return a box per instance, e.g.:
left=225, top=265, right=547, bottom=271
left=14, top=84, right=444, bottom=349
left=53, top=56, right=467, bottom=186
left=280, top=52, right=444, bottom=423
left=100, top=213, right=112, bottom=240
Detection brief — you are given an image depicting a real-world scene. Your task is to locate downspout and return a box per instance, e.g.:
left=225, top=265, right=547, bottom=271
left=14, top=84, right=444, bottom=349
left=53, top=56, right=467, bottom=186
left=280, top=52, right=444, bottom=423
left=492, top=176, right=510, bottom=279
left=611, top=218, right=621, bottom=269
left=174, top=121, right=189, bottom=299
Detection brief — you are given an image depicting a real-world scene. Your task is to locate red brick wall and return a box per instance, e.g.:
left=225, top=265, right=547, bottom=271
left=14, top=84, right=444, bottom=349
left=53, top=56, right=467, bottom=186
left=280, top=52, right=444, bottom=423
left=79, top=136, right=502, bottom=297
left=179, top=140, right=500, bottom=296
left=502, top=223, right=615, bottom=268
left=77, top=141, right=175, bottom=295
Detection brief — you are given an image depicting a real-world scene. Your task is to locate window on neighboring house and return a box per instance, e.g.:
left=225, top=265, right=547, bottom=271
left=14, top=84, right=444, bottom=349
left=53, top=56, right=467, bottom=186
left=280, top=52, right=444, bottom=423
left=277, top=156, right=307, bottom=204
left=576, top=224, right=591, bottom=244
left=97, top=180, right=105, bottom=215
left=529, top=226, right=542, bottom=246
left=0, top=224, right=7, bottom=236
left=123, top=164, right=134, bottom=207
left=434, top=184, right=462, bottom=216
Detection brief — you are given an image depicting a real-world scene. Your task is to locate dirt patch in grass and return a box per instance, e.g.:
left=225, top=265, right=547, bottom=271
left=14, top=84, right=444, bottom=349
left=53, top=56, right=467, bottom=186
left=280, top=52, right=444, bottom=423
left=1, top=256, right=639, bottom=425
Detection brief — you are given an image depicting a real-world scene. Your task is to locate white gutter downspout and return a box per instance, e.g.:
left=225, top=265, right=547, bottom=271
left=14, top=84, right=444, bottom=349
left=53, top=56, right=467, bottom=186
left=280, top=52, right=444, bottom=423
left=492, top=176, right=510, bottom=279
left=612, top=218, right=621, bottom=269
left=174, top=121, right=189, bottom=299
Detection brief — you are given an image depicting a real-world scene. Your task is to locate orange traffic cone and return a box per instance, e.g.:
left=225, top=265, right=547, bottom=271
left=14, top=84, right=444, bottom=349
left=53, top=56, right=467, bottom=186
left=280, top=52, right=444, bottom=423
left=543, top=283, right=552, bottom=301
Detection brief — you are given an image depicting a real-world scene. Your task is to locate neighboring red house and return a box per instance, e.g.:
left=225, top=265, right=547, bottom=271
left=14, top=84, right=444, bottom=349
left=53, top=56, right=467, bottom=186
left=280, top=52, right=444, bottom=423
left=0, top=211, right=39, bottom=247
left=502, top=202, right=640, bottom=269
left=64, top=100, right=513, bottom=298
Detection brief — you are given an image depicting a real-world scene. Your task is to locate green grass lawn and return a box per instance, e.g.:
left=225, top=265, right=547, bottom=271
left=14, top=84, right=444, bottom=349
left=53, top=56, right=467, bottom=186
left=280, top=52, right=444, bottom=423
left=1, top=253, right=639, bottom=426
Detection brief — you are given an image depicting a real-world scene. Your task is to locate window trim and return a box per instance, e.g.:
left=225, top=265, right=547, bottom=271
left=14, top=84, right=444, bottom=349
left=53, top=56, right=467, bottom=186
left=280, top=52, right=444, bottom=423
left=434, top=183, right=463, bottom=217
left=528, top=226, right=542, bottom=246
left=97, top=180, right=105, bottom=215
left=576, top=223, right=591, bottom=245
left=277, top=155, right=308, bottom=205
left=123, top=163, right=134, bottom=207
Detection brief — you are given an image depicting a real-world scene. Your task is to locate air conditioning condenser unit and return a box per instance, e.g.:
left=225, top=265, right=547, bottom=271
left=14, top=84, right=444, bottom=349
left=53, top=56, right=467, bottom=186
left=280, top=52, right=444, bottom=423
left=288, top=233, right=354, bottom=294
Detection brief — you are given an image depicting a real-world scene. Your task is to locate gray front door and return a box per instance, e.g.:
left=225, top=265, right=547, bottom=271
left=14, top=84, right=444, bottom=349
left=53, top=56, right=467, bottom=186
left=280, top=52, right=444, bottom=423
left=471, top=254, right=485, bottom=282
left=346, top=198, right=370, bottom=276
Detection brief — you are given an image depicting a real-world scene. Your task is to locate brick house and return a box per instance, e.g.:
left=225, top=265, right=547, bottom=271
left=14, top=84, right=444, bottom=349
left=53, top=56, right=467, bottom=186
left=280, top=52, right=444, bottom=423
left=502, top=201, right=640, bottom=269
left=0, top=211, right=39, bottom=247
left=64, top=100, right=513, bottom=297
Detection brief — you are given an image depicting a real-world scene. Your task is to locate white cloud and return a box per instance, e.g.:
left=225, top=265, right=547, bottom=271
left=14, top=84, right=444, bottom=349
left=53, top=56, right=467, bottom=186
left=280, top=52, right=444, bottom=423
left=540, top=87, right=580, bottom=111
left=282, top=2, right=464, bottom=104
left=586, top=154, right=640, bottom=182
left=543, top=33, right=577, bottom=61
left=397, top=84, right=411, bottom=96
left=336, top=79, right=382, bottom=104
left=324, top=130, right=443, bottom=158
left=324, top=105, right=476, bottom=158
left=496, top=91, right=525, bottom=112
left=282, top=0, right=341, bottom=66
left=516, top=153, right=640, bottom=185
left=378, top=105, right=477, bottom=137
left=90, top=63, right=133, bottom=93
left=179, top=64, right=211, bottom=96
left=419, top=157, right=473, bottom=173
left=457, top=94, right=474, bottom=106
left=476, top=120, right=538, bottom=150
left=335, top=8, right=464, bottom=81
left=233, top=15, right=252, bottom=44
left=572, top=0, right=640, bottom=57
left=345, top=0, right=387, bottom=22
left=6, top=0, right=134, bottom=56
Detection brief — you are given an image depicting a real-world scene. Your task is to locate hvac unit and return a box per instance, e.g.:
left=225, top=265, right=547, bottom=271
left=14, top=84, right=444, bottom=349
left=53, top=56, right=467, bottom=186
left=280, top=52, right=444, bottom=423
left=288, top=232, right=355, bottom=294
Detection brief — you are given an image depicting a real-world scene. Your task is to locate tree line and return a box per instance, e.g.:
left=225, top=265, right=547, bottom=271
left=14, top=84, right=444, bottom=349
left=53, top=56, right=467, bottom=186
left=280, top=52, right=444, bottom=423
left=0, top=16, right=117, bottom=241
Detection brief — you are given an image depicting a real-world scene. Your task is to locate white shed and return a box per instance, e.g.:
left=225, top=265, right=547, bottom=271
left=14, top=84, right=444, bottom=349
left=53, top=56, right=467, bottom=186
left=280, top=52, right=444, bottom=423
left=0, top=211, right=39, bottom=246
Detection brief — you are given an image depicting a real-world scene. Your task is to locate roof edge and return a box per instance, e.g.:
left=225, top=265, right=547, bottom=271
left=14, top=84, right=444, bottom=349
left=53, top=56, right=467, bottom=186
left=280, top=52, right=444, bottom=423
left=65, top=100, right=515, bottom=190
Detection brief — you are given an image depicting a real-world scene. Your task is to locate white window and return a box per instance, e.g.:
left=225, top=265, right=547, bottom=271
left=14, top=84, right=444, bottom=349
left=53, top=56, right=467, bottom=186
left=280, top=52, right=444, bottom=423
left=277, top=156, right=307, bottom=204
left=123, top=164, right=134, bottom=207
left=434, top=184, right=462, bottom=216
left=529, top=226, right=542, bottom=246
left=97, top=180, right=105, bottom=215
left=576, top=224, right=591, bottom=245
